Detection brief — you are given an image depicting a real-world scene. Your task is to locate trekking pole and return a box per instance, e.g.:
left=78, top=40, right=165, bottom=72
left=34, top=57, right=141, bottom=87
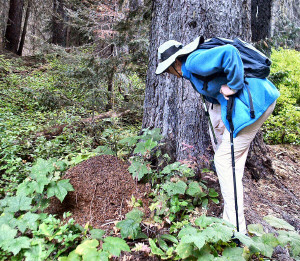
left=226, top=96, right=239, bottom=233
left=200, top=95, right=218, bottom=146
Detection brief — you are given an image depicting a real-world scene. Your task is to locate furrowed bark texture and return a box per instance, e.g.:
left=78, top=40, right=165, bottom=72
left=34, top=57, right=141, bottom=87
left=143, top=0, right=274, bottom=177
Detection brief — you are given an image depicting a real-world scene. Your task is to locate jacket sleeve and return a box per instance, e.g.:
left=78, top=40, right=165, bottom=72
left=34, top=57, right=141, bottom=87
left=185, top=45, right=244, bottom=91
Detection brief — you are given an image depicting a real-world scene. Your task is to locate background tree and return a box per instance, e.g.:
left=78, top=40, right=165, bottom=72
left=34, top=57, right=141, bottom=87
left=4, top=0, right=25, bottom=54
left=52, top=0, right=67, bottom=46
left=251, top=0, right=272, bottom=42
left=143, top=0, right=273, bottom=178
left=17, top=0, right=32, bottom=55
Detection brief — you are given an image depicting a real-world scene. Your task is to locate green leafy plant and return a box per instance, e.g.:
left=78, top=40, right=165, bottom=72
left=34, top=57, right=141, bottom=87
left=0, top=158, right=77, bottom=260
left=60, top=236, right=130, bottom=261
left=263, top=48, right=300, bottom=144
left=147, top=215, right=300, bottom=260
left=116, top=208, right=147, bottom=240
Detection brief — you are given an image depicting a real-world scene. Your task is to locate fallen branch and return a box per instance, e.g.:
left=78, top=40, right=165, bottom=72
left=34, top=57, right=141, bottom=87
left=35, top=110, right=131, bottom=139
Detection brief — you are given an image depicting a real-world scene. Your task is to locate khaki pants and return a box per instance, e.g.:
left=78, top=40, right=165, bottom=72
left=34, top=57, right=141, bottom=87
left=208, top=102, right=276, bottom=234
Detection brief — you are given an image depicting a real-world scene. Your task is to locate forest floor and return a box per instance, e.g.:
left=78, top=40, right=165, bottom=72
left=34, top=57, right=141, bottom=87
left=48, top=144, right=299, bottom=260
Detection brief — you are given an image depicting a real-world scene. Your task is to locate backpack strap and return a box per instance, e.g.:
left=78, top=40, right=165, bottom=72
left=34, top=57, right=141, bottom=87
left=244, top=78, right=255, bottom=119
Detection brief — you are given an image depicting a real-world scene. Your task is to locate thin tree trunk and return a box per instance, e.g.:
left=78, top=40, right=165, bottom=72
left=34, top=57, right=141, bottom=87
left=5, top=0, right=25, bottom=54
left=17, top=0, right=32, bottom=56
left=106, top=44, right=115, bottom=111
left=251, top=0, right=272, bottom=42
left=52, top=0, right=66, bottom=46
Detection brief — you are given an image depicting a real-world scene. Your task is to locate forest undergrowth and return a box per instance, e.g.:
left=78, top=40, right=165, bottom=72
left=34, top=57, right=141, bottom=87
left=0, top=48, right=299, bottom=260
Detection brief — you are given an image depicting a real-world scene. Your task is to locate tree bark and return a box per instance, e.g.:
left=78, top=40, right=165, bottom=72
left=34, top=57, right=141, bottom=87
left=52, top=0, right=66, bottom=46
left=143, top=0, right=273, bottom=177
left=17, top=0, right=32, bottom=56
left=5, top=0, right=25, bottom=54
left=251, top=0, right=272, bottom=42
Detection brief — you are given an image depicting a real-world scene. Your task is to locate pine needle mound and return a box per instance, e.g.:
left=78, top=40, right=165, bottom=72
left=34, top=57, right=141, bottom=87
left=48, top=155, right=151, bottom=229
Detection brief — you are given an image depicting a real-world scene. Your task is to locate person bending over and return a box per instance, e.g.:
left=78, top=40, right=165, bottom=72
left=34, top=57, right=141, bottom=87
left=155, top=37, right=280, bottom=234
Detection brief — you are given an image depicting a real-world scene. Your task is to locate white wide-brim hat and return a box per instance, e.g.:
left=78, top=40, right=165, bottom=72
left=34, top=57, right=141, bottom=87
left=155, top=36, right=203, bottom=75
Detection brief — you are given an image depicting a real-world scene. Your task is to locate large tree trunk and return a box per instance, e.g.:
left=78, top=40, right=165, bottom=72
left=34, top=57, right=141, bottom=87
left=143, top=0, right=273, bottom=177
left=5, top=0, right=25, bottom=54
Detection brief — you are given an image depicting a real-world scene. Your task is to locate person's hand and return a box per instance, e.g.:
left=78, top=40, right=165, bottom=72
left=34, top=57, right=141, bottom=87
left=220, top=84, right=236, bottom=100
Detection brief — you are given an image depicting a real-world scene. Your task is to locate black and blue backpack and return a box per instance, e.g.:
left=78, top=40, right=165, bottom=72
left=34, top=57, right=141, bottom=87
left=192, top=36, right=272, bottom=119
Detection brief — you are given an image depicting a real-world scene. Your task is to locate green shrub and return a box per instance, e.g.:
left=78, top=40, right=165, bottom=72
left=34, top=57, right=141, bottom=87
left=263, top=49, right=300, bottom=144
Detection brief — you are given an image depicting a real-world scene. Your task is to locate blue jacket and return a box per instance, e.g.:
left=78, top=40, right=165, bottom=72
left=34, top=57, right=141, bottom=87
left=181, top=45, right=280, bottom=137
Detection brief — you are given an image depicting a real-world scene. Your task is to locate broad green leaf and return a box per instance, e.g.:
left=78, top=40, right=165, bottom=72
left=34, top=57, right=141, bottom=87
left=17, top=180, right=36, bottom=196
left=261, top=233, right=279, bottom=248
left=178, top=226, right=198, bottom=239
left=202, top=223, right=234, bottom=243
left=17, top=212, right=40, bottom=233
left=141, top=128, right=163, bottom=142
left=102, top=237, right=130, bottom=257
left=0, top=197, right=9, bottom=209
left=128, top=160, right=152, bottom=181
left=158, top=238, right=169, bottom=252
left=30, top=158, right=55, bottom=180
left=6, top=195, right=32, bottom=212
left=134, top=139, right=157, bottom=155
left=33, top=178, right=51, bottom=194
left=0, top=224, right=17, bottom=243
left=202, top=198, right=208, bottom=209
left=222, top=247, right=245, bottom=261
left=250, top=236, right=275, bottom=258
left=149, top=238, right=165, bottom=256
left=234, top=232, right=254, bottom=247
left=186, top=182, right=202, bottom=197
left=277, top=230, right=300, bottom=257
left=119, top=136, right=139, bottom=146
left=0, top=212, right=18, bottom=228
left=211, top=198, right=220, bottom=204
left=247, top=224, right=265, bottom=236
left=197, top=253, right=215, bottom=261
left=59, top=250, right=81, bottom=261
left=1, top=236, right=30, bottom=255
left=263, top=215, right=295, bottom=231
left=116, top=218, right=141, bottom=240
left=197, top=244, right=215, bottom=261
left=160, top=234, right=179, bottom=244
left=93, top=146, right=114, bottom=156
left=82, top=248, right=102, bottom=261
left=75, top=239, right=99, bottom=255
left=125, top=208, right=144, bottom=221
left=160, top=162, right=182, bottom=174
left=99, top=251, right=110, bottom=261
left=89, top=229, right=105, bottom=240
left=24, top=244, right=49, bottom=261
left=195, top=215, right=212, bottom=228
left=208, top=188, right=218, bottom=197
left=163, top=180, right=187, bottom=196
left=38, top=223, right=53, bottom=237
left=47, top=179, right=74, bottom=202
left=59, top=257, right=68, bottom=261
left=181, top=232, right=206, bottom=250
left=54, top=161, right=67, bottom=171
left=176, top=242, right=194, bottom=259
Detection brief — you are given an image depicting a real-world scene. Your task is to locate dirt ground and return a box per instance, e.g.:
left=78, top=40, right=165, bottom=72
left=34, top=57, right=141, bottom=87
left=48, top=144, right=299, bottom=260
